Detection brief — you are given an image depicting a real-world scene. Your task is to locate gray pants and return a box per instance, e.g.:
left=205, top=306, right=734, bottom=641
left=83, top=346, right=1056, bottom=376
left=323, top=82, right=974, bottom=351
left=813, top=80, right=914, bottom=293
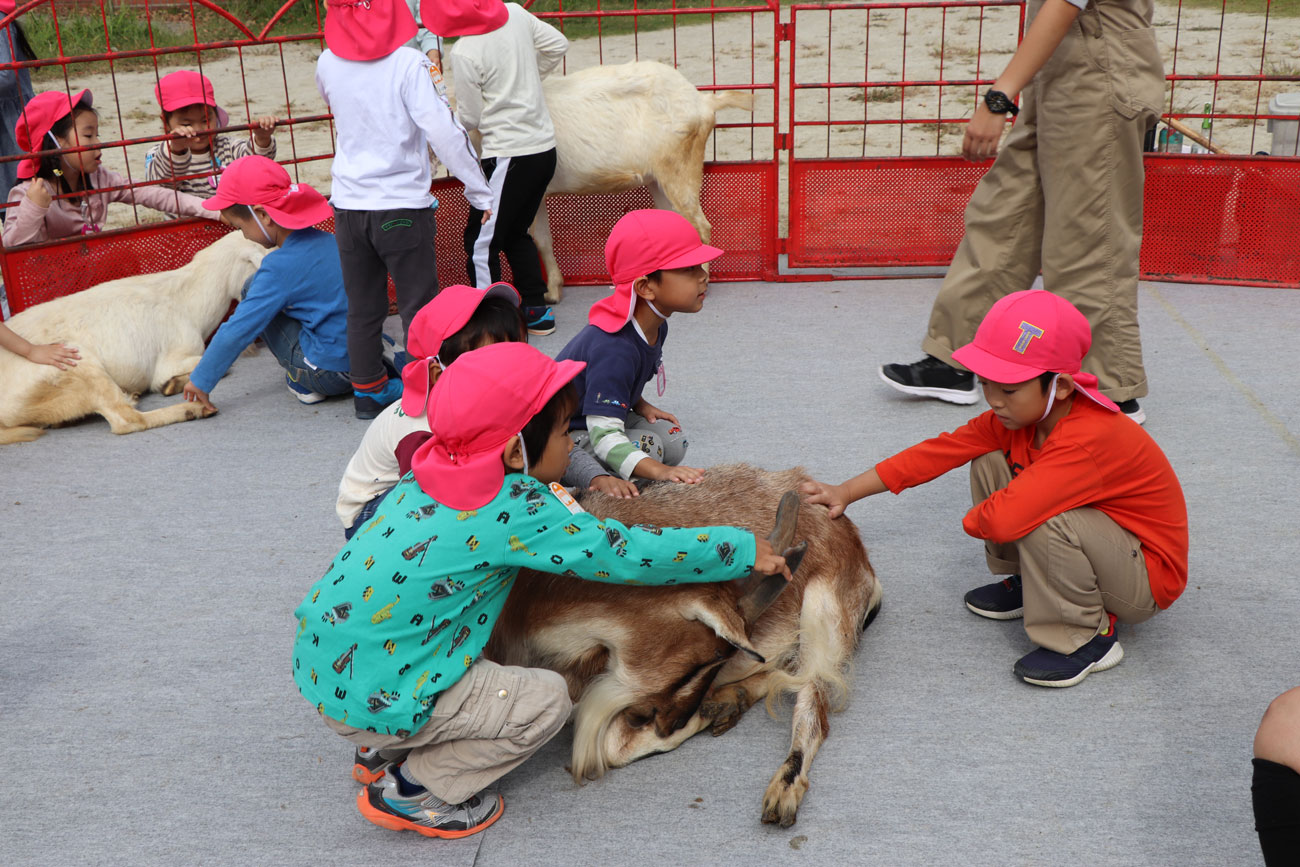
left=334, top=207, right=438, bottom=386
left=970, top=451, right=1158, bottom=654
left=571, top=412, right=690, bottom=474
left=324, top=659, right=571, bottom=804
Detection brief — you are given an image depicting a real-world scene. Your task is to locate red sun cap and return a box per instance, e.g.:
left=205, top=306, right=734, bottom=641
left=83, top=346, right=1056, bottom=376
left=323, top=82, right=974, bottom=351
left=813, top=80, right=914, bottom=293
left=401, top=282, right=522, bottom=417
left=15, top=89, right=93, bottom=179
left=411, top=343, right=585, bottom=510
left=951, top=289, right=1119, bottom=412
left=201, top=155, right=333, bottom=230
left=588, top=209, right=724, bottom=333
left=323, top=0, right=418, bottom=61
left=154, top=70, right=230, bottom=129
left=419, top=0, right=509, bottom=38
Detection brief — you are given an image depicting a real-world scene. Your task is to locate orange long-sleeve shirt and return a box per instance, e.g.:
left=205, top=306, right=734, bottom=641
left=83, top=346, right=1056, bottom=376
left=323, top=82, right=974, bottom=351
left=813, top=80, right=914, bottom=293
left=875, top=399, right=1188, bottom=608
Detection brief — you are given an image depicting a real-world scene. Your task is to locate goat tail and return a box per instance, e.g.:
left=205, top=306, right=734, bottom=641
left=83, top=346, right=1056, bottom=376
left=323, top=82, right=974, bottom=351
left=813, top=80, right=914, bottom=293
left=569, top=671, right=637, bottom=784
left=763, top=580, right=855, bottom=719
left=704, top=90, right=755, bottom=115
left=0, top=424, right=46, bottom=445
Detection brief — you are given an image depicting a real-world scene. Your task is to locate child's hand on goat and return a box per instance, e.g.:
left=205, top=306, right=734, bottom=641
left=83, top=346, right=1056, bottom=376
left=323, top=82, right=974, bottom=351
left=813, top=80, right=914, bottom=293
left=590, top=475, right=638, bottom=498
left=753, top=537, right=791, bottom=581
left=638, top=460, right=705, bottom=484
left=633, top=398, right=679, bottom=427
left=252, top=115, right=278, bottom=148
left=800, top=479, right=849, bottom=519
left=183, top=381, right=216, bottom=412
left=27, top=342, right=80, bottom=369
left=26, top=179, right=52, bottom=209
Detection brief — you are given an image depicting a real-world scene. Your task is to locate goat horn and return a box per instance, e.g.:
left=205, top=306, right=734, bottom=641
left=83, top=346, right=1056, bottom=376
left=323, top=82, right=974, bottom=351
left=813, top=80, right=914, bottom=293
left=736, top=540, right=807, bottom=624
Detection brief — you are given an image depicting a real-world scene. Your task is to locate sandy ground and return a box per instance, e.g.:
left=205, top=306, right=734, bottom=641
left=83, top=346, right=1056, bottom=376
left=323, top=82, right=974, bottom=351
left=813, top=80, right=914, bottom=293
left=52, top=1, right=1298, bottom=232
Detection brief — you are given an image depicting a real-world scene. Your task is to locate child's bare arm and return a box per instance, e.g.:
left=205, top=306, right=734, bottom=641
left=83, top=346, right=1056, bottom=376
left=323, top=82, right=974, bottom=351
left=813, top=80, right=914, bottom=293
left=632, top=397, right=679, bottom=426
left=632, top=458, right=705, bottom=485
left=0, top=323, right=80, bottom=369
left=963, top=0, right=1081, bottom=161
left=800, top=468, right=888, bottom=519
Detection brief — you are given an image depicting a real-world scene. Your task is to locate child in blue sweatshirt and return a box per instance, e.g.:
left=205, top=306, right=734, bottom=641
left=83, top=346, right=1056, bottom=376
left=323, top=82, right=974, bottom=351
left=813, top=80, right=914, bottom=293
left=183, top=155, right=351, bottom=410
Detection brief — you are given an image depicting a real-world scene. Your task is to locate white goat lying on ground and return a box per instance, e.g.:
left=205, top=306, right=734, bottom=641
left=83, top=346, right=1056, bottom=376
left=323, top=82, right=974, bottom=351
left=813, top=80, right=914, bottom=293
left=0, top=232, right=266, bottom=444
left=531, top=60, right=754, bottom=302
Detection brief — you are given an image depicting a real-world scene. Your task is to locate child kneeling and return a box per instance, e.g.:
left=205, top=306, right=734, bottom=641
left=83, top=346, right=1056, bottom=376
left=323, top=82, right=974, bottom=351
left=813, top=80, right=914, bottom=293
left=293, top=342, right=787, bottom=837
left=182, top=156, right=352, bottom=410
left=804, top=289, right=1188, bottom=688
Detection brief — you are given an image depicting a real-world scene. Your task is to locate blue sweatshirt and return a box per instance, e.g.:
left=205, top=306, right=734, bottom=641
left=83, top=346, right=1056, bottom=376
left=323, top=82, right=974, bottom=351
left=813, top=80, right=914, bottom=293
left=189, top=228, right=350, bottom=393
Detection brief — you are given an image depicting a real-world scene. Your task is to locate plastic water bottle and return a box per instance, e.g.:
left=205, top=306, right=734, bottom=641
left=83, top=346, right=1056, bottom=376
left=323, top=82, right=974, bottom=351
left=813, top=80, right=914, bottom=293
left=1200, top=103, right=1213, bottom=149
left=1167, top=126, right=1185, bottom=153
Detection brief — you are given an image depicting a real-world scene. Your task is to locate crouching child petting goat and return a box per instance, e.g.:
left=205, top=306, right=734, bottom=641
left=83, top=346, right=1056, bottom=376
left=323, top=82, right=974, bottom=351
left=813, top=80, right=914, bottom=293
left=181, top=155, right=351, bottom=411
left=803, top=289, right=1188, bottom=688
left=292, top=342, right=790, bottom=839
left=556, top=209, right=719, bottom=485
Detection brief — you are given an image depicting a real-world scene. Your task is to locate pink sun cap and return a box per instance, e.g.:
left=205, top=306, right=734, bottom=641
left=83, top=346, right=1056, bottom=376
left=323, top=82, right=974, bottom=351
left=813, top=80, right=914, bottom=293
left=14, top=89, right=92, bottom=179
left=588, top=209, right=724, bottom=333
left=154, top=70, right=230, bottom=130
left=323, top=0, right=418, bottom=61
left=202, top=155, right=333, bottom=230
left=411, top=343, right=586, bottom=509
left=401, top=282, right=522, bottom=417
left=419, top=0, right=509, bottom=38
left=951, top=289, right=1119, bottom=412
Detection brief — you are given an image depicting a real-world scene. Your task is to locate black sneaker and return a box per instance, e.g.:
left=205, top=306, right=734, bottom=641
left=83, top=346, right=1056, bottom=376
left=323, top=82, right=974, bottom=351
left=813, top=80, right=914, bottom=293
left=1012, top=613, right=1123, bottom=688
left=523, top=305, right=556, bottom=336
left=353, top=378, right=403, bottom=420
left=879, top=355, right=980, bottom=405
left=1117, top=399, right=1146, bottom=425
left=964, top=574, right=1024, bottom=620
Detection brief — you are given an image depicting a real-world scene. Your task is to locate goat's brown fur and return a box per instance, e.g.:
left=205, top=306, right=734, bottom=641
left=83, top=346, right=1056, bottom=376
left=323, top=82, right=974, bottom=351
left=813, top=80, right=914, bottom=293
left=483, top=463, right=882, bottom=826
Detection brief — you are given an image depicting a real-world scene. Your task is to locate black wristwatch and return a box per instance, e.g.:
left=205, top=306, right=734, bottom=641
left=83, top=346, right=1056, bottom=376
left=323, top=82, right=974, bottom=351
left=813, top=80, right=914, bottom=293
left=984, top=89, right=1020, bottom=117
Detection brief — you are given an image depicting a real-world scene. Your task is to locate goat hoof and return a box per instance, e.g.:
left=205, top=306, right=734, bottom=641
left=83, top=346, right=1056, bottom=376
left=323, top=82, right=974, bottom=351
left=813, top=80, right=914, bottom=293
left=159, top=375, right=188, bottom=396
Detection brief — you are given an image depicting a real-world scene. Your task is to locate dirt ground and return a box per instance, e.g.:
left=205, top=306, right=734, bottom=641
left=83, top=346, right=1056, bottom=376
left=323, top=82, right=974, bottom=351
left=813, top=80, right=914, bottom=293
left=61, top=1, right=1297, bottom=231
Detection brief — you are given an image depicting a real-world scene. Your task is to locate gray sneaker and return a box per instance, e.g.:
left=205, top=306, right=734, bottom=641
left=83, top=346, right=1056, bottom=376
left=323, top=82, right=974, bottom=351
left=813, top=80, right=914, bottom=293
left=357, top=775, right=504, bottom=839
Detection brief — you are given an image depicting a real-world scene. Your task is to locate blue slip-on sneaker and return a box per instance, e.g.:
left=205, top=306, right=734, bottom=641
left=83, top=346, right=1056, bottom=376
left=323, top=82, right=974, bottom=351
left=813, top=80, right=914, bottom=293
left=1013, top=614, right=1123, bottom=688
left=286, top=373, right=327, bottom=405
left=964, top=574, right=1024, bottom=620
left=523, top=305, right=556, bottom=337
left=353, top=377, right=403, bottom=420
left=356, top=775, right=504, bottom=839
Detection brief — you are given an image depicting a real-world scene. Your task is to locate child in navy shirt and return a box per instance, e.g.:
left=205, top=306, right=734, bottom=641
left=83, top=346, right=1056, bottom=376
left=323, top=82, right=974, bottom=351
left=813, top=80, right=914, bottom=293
left=556, top=209, right=721, bottom=483
left=183, top=156, right=351, bottom=410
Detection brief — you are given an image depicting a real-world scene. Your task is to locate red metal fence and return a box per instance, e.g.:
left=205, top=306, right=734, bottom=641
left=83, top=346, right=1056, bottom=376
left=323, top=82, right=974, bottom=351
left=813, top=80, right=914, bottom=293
left=1, top=0, right=1298, bottom=320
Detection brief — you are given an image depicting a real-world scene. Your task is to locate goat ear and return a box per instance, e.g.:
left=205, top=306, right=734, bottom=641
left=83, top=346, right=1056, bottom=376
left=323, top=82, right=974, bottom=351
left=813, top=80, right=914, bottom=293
left=736, top=541, right=806, bottom=625
left=683, top=599, right=765, bottom=664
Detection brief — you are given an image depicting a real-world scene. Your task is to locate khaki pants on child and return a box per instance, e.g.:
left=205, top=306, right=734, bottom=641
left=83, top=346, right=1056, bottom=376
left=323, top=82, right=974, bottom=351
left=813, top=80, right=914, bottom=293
left=324, top=659, right=571, bottom=804
left=970, top=452, right=1158, bottom=654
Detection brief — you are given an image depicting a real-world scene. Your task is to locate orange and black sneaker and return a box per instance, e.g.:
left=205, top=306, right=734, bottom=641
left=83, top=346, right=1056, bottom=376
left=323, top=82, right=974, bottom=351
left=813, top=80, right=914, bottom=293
left=357, top=776, right=504, bottom=839
left=352, top=747, right=402, bottom=785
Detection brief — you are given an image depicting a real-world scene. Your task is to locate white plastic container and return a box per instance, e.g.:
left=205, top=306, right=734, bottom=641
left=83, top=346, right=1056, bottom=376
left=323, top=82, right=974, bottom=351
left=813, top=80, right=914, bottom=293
left=1267, top=93, right=1300, bottom=156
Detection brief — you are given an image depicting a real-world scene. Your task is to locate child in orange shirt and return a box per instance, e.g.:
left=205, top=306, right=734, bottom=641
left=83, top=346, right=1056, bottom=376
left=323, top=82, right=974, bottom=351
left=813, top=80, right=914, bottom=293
left=803, top=289, right=1187, bottom=688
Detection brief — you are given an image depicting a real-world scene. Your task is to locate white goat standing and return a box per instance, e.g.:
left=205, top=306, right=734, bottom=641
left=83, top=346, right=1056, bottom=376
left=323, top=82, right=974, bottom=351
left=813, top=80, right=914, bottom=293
left=531, top=60, right=754, bottom=302
left=0, top=232, right=267, bottom=444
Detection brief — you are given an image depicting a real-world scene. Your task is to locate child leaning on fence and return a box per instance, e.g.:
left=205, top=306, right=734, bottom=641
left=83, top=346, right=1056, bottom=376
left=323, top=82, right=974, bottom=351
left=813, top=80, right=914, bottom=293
left=293, top=341, right=788, bottom=839
left=144, top=70, right=278, bottom=198
left=2, top=89, right=214, bottom=247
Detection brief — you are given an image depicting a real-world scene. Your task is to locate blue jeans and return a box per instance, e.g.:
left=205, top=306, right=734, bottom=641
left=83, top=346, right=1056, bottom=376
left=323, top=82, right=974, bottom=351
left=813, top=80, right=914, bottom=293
left=259, top=312, right=352, bottom=396
left=343, top=486, right=392, bottom=540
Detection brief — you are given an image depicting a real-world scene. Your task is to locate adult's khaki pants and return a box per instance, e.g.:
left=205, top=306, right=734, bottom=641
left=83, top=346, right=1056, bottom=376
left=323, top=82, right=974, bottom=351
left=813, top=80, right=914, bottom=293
left=970, top=452, right=1158, bottom=654
left=324, top=659, right=571, bottom=804
left=921, top=0, right=1165, bottom=403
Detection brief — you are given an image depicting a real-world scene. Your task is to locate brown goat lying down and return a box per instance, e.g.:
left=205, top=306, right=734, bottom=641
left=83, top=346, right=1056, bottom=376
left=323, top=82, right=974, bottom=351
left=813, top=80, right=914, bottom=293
left=483, top=463, right=882, bottom=826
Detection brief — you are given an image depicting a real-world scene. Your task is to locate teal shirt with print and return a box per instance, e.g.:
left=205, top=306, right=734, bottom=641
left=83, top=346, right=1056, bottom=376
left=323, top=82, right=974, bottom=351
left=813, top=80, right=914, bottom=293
left=292, top=472, right=757, bottom=736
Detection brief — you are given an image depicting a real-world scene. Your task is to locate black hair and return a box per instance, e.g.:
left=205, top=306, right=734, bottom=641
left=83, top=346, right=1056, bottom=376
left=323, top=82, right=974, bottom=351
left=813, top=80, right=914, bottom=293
left=520, top=382, right=578, bottom=468
left=438, top=297, right=527, bottom=367
left=646, top=268, right=663, bottom=283
left=35, top=97, right=97, bottom=192
left=1037, top=371, right=1058, bottom=394
left=220, top=203, right=256, bottom=221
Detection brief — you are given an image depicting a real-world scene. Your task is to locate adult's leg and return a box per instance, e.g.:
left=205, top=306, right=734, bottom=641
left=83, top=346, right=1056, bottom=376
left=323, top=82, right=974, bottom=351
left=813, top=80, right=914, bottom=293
left=492, top=149, right=558, bottom=310
left=1015, top=506, right=1158, bottom=654
left=1253, top=686, right=1300, bottom=866
left=335, top=208, right=392, bottom=389
left=1036, top=0, right=1162, bottom=403
left=373, top=206, right=439, bottom=342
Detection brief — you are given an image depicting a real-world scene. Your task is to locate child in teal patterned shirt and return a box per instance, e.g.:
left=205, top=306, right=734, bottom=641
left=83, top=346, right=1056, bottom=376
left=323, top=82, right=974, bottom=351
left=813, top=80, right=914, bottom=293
left=292, top=341, right=787, bottom=839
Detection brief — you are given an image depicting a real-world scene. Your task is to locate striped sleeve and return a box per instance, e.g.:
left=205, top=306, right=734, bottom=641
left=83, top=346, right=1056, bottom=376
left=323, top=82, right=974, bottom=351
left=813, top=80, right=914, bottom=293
left=587, top=414, right=648, bottom=479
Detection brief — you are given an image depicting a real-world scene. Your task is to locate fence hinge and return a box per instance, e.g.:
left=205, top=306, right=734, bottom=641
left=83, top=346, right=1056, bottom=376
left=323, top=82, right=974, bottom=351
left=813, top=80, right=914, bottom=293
left=777, top=22, right=794, bottom=41
left=776, top=132, right=791, bottom=151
